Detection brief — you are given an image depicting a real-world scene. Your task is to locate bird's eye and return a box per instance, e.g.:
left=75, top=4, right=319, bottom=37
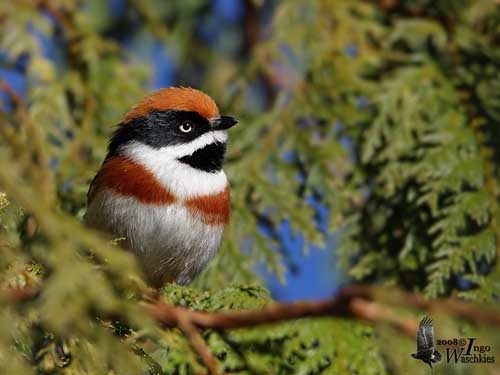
left=179, top=122, right=192, bottom=133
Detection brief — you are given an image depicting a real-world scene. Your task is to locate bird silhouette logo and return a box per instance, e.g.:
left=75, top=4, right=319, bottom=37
left=411, top=316, right=442, bottom=369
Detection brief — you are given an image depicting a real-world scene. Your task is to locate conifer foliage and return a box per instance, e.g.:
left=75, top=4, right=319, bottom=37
left=0, top=1, right=499, bottom=374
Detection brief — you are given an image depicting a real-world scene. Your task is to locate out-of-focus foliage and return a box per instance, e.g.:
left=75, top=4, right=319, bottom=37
left=0, top=0, right=499, bottom=374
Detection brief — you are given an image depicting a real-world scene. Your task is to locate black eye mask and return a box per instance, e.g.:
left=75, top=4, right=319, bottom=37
left=107, top=110, right=211, bottom=157
left=106, top=109, right=227, bottom=173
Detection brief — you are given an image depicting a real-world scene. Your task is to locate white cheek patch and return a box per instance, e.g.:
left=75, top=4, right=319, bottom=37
left=120, top=131, right=228, bottom=198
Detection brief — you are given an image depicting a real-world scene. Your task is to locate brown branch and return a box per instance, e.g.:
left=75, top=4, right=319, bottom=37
left=0, top=79, right=22, bottom=108
left=7, top=283, right=500, bottom=373
left=141, top=285, right=500, bottom=375
left=143, top=285, right=419, bottom=338
left=0, top=78, right=27, bottom=119
left=348, top=298, right=418, bottom=337
left=144, top=285, right=500, bottom=336
left=375, top=0, right=424, bottom=16
left=1, top=286, right=39, bottom=303
left=7, top=282, right=500, bottom=336
left=177, top=314, right=219, bottom=375
left=388, top=289, right=500, bottom=327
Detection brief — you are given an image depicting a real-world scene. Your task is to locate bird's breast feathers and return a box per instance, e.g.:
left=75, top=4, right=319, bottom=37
left=88, top=150, right=230, bottom=226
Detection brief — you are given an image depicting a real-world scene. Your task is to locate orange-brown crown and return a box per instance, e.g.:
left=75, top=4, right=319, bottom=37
left=123, top=87, right=219, bottom=123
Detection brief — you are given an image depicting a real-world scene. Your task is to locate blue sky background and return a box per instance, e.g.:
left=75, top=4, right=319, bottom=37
left=0, top=0, right=340, bottom=302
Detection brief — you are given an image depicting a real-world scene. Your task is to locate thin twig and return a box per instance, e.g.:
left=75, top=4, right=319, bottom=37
left=0, top=79, right=22, bottom=107
left=177, top=314, right=219, bottom=375
left=375, top=0, right=424, bottom=16
left=388, top=289, right=500, bottom=326
left=0, top=78, right=27, bottom=119
left=1, top=286, right=39, bottom=302
left=348, top=298, right=418, bottom=337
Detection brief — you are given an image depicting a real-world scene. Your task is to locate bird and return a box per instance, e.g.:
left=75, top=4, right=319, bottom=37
left=84, top=87, right=238, bottom=287
left=411, top=316, right=442, bottom=369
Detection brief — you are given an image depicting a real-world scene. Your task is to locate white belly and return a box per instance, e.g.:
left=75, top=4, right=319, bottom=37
left=84, top=189, right=224, bottom=285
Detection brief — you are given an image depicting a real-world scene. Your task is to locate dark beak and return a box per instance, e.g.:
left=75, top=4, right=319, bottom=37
left=211, top=116, right=238, bottom=130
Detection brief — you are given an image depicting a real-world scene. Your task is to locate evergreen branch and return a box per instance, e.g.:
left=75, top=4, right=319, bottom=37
left=471, top=118, right=500, bottom=257
left=0, top=79, right=55, bottom=205
left=2, top=284, right=221, bottom=374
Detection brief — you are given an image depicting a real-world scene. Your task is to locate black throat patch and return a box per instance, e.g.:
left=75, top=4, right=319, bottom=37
left=178, top=142, right=227, bottom=173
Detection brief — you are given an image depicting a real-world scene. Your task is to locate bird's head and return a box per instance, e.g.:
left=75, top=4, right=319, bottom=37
left=108, top=87, right=238, bottom=173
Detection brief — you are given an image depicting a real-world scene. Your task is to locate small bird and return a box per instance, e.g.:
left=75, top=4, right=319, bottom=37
left=84, top=87, right=238, bottom=287
left=411, top=316, right=442, bottom=369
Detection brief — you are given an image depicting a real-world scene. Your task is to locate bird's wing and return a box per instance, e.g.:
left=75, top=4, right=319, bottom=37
left=417, top=316, right=435, bottom=351
left=86, top=168, right=103, bottom=205
left=86, top=156, right=111, bottom=204
left=87, top=173, right=98, bottom=203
